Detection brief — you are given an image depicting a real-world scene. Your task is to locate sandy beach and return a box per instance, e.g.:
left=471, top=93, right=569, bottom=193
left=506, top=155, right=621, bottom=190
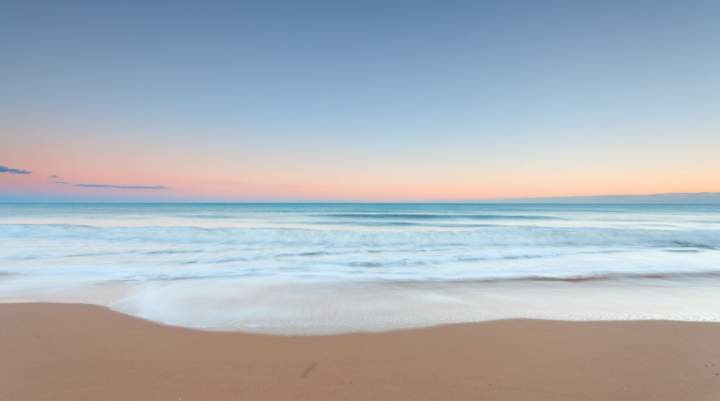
left=2, top=303, right=719, bottom=401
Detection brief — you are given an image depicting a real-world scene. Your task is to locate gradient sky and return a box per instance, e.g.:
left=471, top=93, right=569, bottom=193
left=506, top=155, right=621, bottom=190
left=1, top=0, right=719, bottom=201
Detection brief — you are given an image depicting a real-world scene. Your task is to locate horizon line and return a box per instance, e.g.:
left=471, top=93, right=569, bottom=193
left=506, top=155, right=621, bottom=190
left=1, top=191, right=719, bottom=205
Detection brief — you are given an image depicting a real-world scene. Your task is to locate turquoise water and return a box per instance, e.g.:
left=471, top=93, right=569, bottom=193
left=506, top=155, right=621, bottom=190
left=1, top=203, right=719, bottom=333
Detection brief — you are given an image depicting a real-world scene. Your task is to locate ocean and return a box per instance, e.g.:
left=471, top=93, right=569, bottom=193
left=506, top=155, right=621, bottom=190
left=1, top=202, right=719, bottom=333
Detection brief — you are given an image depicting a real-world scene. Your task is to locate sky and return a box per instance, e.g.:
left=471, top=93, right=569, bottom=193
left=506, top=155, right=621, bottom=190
left=1, top=0, right=719, bottom=202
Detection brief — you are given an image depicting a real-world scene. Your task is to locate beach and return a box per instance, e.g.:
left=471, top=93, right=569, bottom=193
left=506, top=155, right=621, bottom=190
left=4, top=0, right=720, bottom=399
left=3, top=303, right=720, bottom=401
left=2, top=204, right=720, bottom=400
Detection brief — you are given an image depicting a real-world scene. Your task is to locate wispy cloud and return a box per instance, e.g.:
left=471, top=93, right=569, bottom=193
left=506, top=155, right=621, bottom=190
left=74, top=183, right=166, bottom=190
left=0, top=165, right=32, bottom=175
left=47, top=177, right=166, bottom=190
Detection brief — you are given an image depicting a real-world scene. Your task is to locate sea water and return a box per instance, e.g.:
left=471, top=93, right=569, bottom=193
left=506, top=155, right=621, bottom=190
left=1, top=203, right=719, bottom=333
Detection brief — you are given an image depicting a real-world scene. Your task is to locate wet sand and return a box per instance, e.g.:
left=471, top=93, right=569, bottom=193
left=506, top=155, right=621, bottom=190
left=2, top=303, right=720, bottom=401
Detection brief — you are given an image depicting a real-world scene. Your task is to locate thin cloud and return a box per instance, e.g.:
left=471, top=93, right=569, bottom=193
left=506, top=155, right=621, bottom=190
left=74, top=183, right=166, bottom=190
left=49, top=175, right=60, bottom=179
left=0, top=165, right=32, bottom=175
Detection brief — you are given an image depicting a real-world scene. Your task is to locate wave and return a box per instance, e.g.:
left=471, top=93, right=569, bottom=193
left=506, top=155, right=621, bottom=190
left=2, top=223, right=718, bottom=249
left=113, top=270, right=720, bottom=285
left=5, top=264, right=715, bottom=286
left=321, top=213, right=560, bottom=220
left=399, top=270, right=720, bottom=285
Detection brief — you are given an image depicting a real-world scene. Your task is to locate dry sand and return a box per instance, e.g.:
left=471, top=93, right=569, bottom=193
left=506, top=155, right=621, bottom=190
left=2, top=302, right=720, bottom=401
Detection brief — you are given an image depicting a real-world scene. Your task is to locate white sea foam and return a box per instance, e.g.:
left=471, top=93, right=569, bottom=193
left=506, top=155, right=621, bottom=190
left=1, top=203, right=719, bottom=333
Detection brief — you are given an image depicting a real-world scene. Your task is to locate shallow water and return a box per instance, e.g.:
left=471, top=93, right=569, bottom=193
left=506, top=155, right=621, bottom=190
left=1, top=203, right=719, bottom=333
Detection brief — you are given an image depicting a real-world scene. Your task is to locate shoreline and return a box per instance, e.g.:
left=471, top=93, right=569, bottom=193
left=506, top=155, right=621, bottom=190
left=3, top=303, right=720, bottom=400
left=5, top=299, right=720, bottom=336
left=6, top=274, right=720, bottom=335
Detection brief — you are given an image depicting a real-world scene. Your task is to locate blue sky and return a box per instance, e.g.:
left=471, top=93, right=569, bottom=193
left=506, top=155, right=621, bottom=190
left=1, top=1, right=719, bottom=201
